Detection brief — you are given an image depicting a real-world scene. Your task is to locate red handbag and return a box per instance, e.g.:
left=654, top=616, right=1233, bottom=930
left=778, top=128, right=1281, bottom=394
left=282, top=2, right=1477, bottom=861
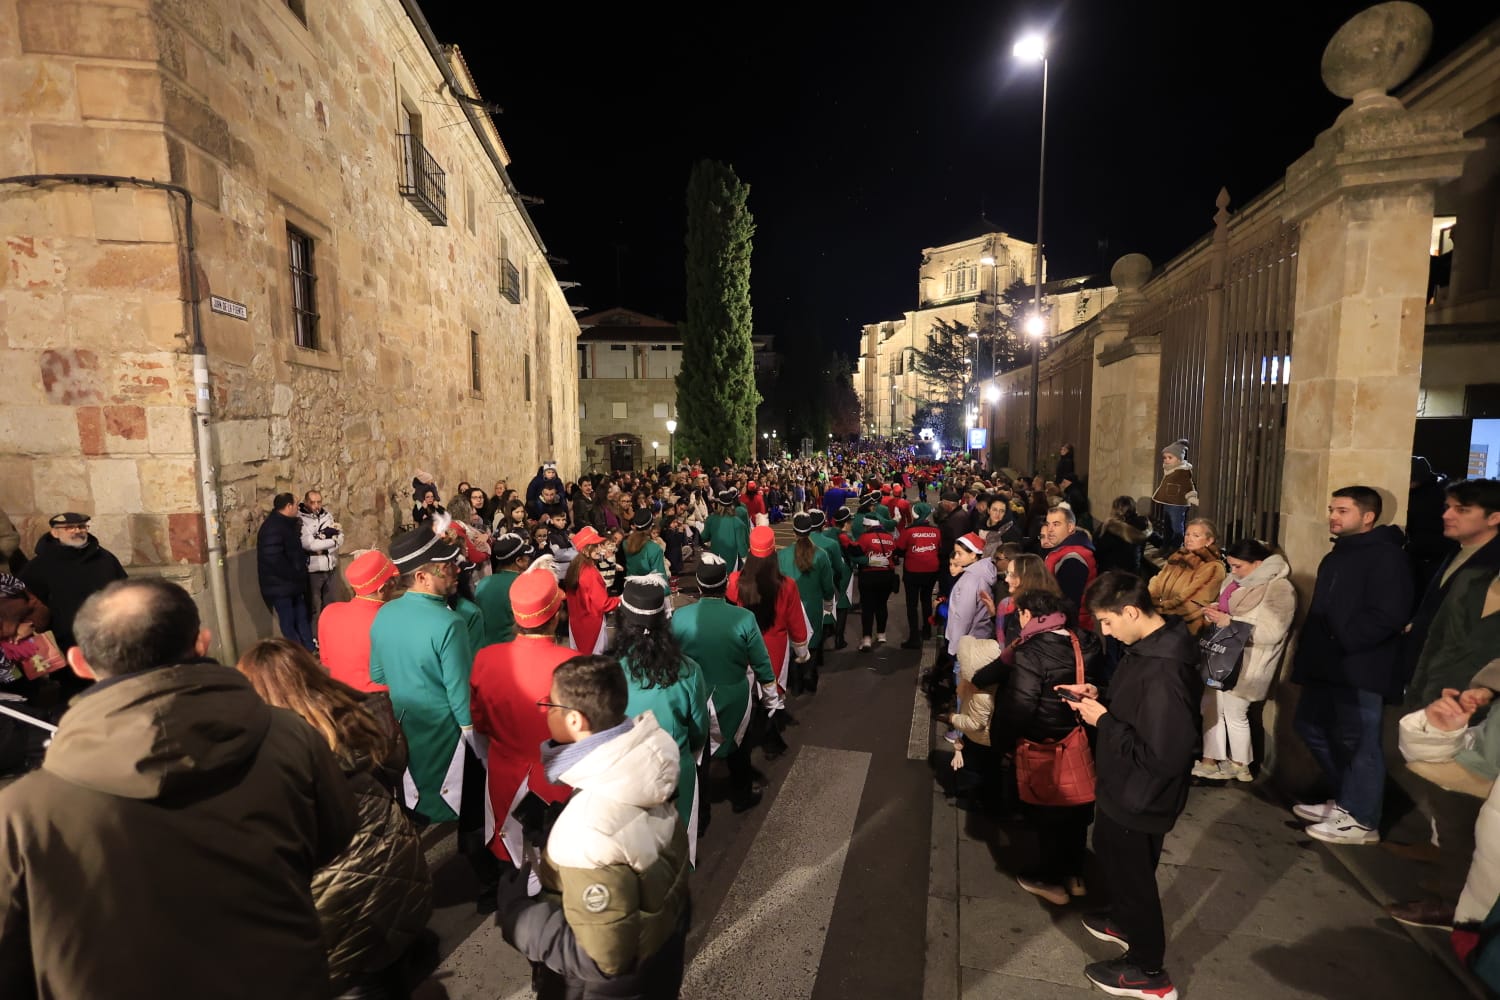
left=1014, top=632, right=1096, bottom=806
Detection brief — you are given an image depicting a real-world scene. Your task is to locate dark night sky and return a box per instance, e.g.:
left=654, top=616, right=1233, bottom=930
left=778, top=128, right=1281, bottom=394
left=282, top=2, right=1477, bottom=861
left=422, top=1, right=1493, bottom=357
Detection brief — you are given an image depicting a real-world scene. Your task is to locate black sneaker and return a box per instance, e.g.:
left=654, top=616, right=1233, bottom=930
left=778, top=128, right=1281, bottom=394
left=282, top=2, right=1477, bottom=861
left=1083, top=958, right=1177, bottom=999
left=1081, top=912, right=1130, bottom=951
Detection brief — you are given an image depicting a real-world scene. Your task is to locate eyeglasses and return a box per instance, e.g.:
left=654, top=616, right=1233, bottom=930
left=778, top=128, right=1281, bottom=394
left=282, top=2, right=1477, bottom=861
left=536, top=698, right=580, bottom=714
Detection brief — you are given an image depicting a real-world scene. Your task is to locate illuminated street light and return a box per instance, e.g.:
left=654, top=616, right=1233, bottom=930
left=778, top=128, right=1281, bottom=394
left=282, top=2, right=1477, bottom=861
left=979, top=255, right=996, bottom=266
left=1014, top=29, right=1049, bottom=473
left=1025, top=312, right=1047, bottom=337
left=1013, top=33, right=1046, bottom=62
left=985, top=383, right=1001, bottom=403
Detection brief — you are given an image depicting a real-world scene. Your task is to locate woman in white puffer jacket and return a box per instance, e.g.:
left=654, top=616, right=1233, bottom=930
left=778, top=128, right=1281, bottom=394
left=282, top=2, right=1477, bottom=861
left=1193, top=541, right=1295, bottom=783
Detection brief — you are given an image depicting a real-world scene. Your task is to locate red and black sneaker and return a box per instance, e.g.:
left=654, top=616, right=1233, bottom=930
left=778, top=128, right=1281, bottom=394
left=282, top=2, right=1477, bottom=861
left=1081, top=912, right=1130, bottom=951
left=1083, top=958, right=1178, bottom=1000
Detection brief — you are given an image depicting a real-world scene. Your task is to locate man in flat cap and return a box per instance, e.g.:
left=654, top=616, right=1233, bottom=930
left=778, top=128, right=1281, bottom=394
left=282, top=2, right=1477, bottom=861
left=20, top=513, right=127, bottom=655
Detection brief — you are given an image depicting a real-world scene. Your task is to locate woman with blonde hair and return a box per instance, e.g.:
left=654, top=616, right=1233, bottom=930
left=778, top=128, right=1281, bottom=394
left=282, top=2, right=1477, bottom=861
left=1148, top=517, right=1226, bottom=635
left=994, top=553, right=1063, bottom=644
left=236, top=638, right=431, bottom=999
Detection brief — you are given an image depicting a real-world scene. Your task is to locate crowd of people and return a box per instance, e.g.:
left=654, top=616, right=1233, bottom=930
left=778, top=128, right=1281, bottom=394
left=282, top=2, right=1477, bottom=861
left=0, top=440, right=1498, bottom=999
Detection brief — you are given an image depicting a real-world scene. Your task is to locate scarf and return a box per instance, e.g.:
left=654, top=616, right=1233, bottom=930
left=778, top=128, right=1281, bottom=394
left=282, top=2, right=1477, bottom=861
left=540, top=716, right=635, bottom=785
left=1000, top=611, right=1068, bottom=665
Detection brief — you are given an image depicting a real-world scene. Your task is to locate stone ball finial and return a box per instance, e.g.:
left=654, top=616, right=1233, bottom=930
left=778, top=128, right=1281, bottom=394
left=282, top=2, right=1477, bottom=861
left=1110, top=253, right=1152, bottom=293
left=1321, top=2, right=1431, bottom=107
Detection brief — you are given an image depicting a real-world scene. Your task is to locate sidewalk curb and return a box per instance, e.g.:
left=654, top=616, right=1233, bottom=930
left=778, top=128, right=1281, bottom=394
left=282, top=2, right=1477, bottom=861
left=915, top=640, right=960, bottom=1000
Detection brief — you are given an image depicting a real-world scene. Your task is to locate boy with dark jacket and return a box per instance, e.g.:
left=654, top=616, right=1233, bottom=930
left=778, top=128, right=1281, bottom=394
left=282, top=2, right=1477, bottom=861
left=1060, top=571, right=1201, bottom=1000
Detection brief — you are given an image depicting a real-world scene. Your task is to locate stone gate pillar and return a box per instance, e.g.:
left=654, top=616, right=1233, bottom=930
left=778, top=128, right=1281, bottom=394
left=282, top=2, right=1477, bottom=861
left=1278, top=3, right=1480, bottom=585
left=1090, top=254, right=1159, bottom=509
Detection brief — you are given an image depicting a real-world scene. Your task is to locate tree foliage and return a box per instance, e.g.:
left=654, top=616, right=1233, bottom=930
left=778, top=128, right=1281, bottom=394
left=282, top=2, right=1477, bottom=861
left=761, top=330, right=861, bottom=446
left=676, top=160, right=758, bottom=464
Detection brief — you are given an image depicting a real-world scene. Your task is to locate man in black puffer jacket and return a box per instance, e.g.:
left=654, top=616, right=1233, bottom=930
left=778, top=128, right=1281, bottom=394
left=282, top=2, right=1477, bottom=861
left=258, top=493, right=314, bottom=650
left=1061, top=571, right=1200, bottom=1000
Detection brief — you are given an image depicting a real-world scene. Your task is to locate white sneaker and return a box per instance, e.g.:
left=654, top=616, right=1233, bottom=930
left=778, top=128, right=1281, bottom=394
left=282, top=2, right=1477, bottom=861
left=1292, top=799, right=1337, bottom=823
left=859, top=636, right=872, bottom=651
left=876, top=632, right=887, bottom=645
left=1306, top=807, right=1380, bottom=845
left=1224, top=761, right=1253, bottom=783
left=1192, top=760, right=1226, bottom=780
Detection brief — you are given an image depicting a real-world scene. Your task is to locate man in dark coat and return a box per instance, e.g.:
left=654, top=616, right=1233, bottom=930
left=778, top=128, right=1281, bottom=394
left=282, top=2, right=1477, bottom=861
left=1291, top=485, right=1412, bottom=846
left=20, top=512, right=127, bottom=654
left=0, top=578, right=357, bottom=999
left=1064, top=571, right=1200, bottom=1000
left=258, top=492, right=314, bottom=650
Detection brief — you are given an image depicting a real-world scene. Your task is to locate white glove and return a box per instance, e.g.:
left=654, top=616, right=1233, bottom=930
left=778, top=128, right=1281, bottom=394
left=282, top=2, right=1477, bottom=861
left=759, top=682, right=785, bottom=713
left=792, top=642, right=811, bottom=664
left=1185, top=490, right=1199, bottom=506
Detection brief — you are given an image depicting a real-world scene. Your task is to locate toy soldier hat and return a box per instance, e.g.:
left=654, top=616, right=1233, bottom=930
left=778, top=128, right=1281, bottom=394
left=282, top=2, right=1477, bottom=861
left=511, top=569, right=564, bottom=628
left=389, top=521, right=462, bottom=570
left=808, top=509, right=828, bottom=529
left=833, top=506, right=853, bottom=524
left=749, top=525, right=777, bottom=557
left=715, top=487, right=740, bottom=506
left=620, top=573, right=670, bottom=625
left=571, top=526, right=606, bottom=550
left=695, top=552, right=729, bottom=590
left=630, top=507, right=654, bottom=530
left=859, top=490, right=880, bottom=508
left=49, top=512, right=89, bottom=527
left=491, top=532, right=534, bottom=565
left=793, top=513, right=817, bottom=536
left=345, top=550, right=397, bottom=596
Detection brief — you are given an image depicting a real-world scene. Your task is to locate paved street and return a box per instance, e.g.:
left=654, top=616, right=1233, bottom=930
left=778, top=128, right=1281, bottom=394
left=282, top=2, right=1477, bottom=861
left=404, top=539, right=1480, bottom=1000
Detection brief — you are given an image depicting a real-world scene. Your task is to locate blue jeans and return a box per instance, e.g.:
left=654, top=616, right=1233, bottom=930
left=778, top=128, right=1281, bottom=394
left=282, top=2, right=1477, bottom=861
left=1293, top=683, right=1385, bottom=828
left=270, top=594, right=315, bottom=651
left=1160, top=503, right=1188, bottom=550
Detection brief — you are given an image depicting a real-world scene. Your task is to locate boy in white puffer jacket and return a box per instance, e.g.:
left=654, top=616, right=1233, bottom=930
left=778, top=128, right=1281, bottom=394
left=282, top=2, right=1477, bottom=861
left=498, top=654, right=691, bottom=999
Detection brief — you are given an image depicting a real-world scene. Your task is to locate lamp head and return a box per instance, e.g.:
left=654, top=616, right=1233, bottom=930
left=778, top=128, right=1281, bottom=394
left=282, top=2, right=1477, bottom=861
left=666, top=419, right=677, bottom=433
left=1014, top=33, right=1047, bottom=62
left=985, top=384, right=1001, bottom=403
left=979, top=255, right=996, bottom=266
left=1025, top=312, right=1047, bottom=337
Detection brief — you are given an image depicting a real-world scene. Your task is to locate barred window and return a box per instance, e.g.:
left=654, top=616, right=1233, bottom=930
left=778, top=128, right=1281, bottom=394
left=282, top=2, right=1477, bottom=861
left=470, top=330, right=481, bottom=394
left=287, top=224, right=319, bottom=350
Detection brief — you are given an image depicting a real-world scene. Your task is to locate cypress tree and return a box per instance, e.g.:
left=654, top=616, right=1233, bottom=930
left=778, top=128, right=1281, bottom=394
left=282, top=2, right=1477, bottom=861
left=677, top=160, right=758, bottom=464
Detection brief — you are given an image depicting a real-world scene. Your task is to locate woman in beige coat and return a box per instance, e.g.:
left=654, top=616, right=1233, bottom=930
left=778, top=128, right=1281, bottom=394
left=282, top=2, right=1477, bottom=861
left=1193, top=540, right=1296, bottom=782
left=1148, top=517, right=1226, bottom=634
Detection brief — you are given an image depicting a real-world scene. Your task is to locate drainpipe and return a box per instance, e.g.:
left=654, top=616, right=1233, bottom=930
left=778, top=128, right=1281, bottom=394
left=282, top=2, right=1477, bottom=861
left=0, top=173, right=238, bottom=660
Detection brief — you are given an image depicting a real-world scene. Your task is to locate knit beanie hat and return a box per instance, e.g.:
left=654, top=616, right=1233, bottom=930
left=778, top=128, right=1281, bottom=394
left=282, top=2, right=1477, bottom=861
left=912, top=502, right=933, bottom=523
left=1163, top=438, right=1189, bottom=461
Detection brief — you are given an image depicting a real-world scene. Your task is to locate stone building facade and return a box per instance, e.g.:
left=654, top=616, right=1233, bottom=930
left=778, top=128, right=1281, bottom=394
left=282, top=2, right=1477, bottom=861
left=0, top=0, right=579, bottom=655
left=576, top=307, right=774, bottom=472
left=855, top=228, right=1116, bottom=439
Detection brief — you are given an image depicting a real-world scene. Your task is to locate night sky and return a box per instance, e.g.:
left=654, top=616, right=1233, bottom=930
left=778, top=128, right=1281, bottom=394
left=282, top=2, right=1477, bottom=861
left=422, top=1, right=1493, bottom=357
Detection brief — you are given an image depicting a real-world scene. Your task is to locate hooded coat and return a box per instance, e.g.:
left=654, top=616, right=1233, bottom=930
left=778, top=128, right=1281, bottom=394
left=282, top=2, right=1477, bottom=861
left=1214, top=554, right=1296, bottom=702
left=1291, top=525, right=1413, bottom=700
left=18, top=533, right=127, bottom=652
left=501, top=714, right=691, bottom=999
left=0, top=660, right=357, bottom=1000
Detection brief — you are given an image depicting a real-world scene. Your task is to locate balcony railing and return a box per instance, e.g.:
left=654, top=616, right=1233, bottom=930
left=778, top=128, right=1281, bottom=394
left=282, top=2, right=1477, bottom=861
left=500, top=257, right=521, bottom=303
left=397, top=133, right=447, bottom=225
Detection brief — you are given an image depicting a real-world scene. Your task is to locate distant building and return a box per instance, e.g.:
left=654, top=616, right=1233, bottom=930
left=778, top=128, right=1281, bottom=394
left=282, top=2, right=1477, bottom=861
left=855, top=227, right=1115, bottom=437
left=576, top=307, right=775, bottom=471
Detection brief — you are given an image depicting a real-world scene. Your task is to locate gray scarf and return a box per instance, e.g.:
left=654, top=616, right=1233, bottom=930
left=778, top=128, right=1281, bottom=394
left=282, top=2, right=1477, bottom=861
left=540, top=717, right=635, bottom=784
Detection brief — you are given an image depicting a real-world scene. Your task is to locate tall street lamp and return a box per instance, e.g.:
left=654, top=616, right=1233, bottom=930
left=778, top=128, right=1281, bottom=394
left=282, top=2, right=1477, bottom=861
left=665, top=418, right=676, bottom=463
left=1014, top=31, right=1048, bottom=475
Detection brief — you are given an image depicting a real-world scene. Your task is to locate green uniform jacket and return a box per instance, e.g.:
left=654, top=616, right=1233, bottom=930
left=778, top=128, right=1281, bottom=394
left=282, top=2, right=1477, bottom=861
left=623, top=539, right=668, bottom=579
left=454, top=596, right=486, bottom=660
left=623, top=657, right=709, bottom=829
left=812, top=530, right=852, bottom=612
left=703, top=512, right=750, bottom=569
left=369, top=591, right=475, bottom=823
left=778, top=544, right=834, bottom=647
left=670, top=597, right=775, bottom=757
left=473, top=569, right=519, bottom=646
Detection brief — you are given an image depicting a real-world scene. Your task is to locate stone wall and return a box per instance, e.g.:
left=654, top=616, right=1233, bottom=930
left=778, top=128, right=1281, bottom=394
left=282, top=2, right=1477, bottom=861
left=0, top=0, right=579, bottom=654
left=578, top=377, right=676, bottom=472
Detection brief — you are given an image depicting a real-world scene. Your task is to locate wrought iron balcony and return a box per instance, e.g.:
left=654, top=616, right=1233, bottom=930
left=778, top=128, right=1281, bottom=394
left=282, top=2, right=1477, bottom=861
left=500, top=257, right=521, bottom=303
left=397, top=133, right=447, bottom=225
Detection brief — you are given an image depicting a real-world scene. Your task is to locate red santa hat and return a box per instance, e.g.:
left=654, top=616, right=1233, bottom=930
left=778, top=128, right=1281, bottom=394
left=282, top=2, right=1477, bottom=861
left=956, top=533, right=986, bottom=556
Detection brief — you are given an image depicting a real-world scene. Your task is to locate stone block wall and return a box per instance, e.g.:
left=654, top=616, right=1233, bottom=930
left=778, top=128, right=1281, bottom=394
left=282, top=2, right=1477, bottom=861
left=578, top=378, right=677, bottom=472
left=0, top=0, right=580, bottom=653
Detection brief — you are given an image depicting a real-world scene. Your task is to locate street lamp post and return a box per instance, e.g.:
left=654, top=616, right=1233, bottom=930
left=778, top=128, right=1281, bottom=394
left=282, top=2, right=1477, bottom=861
left=1014, top=32, right=1048, bottom=475
left=665, top=418, right=676, bottom=464
left=652, top=440, right=660, bottom=463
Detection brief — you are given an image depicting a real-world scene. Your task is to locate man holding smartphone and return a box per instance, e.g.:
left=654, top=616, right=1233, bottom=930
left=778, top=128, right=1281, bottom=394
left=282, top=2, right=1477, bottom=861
left=1057, top=571, right=1201, bottom=1000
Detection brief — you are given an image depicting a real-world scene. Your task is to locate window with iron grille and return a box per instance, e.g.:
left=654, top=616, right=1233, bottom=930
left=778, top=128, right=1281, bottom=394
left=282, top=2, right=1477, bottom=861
left=470, top=330, right=481, bottom=394
left=524, top=353, right=532, bottom=402
left=287, top=224, right=319, bottom=350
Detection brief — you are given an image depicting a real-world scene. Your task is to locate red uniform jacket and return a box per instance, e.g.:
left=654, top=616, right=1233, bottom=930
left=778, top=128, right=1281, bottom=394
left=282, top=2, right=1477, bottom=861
left=742, top=492, right=767, bottom=522
left=896, top=525, right=942, bottom=575
left=565, top=561, right=619, bottom=654
left=471, top=635, right=575, bottom=860
left=317, top=597, right=386, bottom=692
left=727, top=571, right=810, bottom=691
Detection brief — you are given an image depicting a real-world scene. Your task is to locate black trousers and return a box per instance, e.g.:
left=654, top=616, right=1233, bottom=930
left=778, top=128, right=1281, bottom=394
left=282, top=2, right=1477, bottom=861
left=904, top=571, right=937, bottom=637
left=1022, top=801, right=1093, bottom=883
left=858, top=572, right=896, bottom=636
left=1093, top=810, right=1168, bottom=971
